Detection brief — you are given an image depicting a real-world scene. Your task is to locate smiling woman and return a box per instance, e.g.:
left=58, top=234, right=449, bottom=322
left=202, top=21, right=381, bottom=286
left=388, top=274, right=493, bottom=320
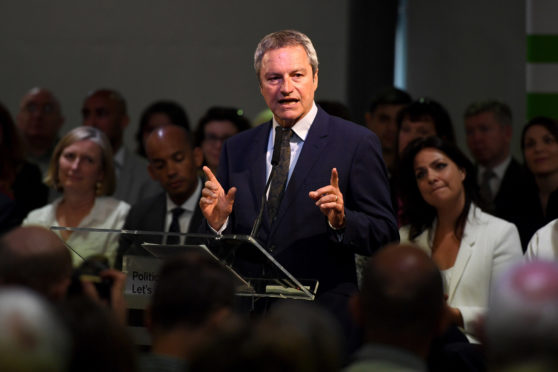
left=398, top=136, right=522, bottom=342
left=22, top=126, right=130, bottom=267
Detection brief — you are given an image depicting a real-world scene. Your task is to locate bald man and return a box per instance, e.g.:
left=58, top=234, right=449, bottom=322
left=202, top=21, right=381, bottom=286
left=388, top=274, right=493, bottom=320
left=0, top=226, right=72, bottom=301
left=116, top=125, right=203, bottom=268
left=17, top=87, right=65, bottom=176
left=82, top=88, right=160, bottom=205
left=347, top=243, right=447, bottom=371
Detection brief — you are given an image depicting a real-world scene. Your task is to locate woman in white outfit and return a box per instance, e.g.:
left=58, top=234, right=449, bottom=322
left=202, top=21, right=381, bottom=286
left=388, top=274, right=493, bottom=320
left=526, top=219, right=558, bottom=260
left=23, top=126, right=130, bottom=267
left=398, top=136, right=523, bottom=342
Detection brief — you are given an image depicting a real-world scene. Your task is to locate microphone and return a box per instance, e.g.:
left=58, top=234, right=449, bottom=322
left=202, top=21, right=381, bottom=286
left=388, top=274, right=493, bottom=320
left=251, top=127, right=284, bottom=238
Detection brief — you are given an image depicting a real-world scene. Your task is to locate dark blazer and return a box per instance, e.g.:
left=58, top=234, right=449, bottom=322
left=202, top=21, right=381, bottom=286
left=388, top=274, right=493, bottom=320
left=487, top=158, right=534, bottom=250
left=208, top=107, right=399, bottom=295
left=115, top=191, right=203, bottom=269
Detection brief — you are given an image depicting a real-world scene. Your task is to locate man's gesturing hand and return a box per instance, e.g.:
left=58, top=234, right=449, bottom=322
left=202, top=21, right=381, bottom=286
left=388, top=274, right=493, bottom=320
left=199, top=166, right=236, bottom=231
left=309, top=168, right=346, bottom=229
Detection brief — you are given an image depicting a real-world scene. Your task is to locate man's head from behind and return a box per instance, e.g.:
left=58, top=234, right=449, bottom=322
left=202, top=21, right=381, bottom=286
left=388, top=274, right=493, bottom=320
left=17, top=87, right=64, bottom=155
left=485, top=260, right=558, bottom=370
left=82, top=89, right=129, bottom=152
left=146, top=125, right=202, bottom=205
left=351, top=243, right=445, bottom=357
left=0, top=226, right=72, bottom=301
left=464, top=100, right=512, bottom=168
left=149, top=251, right=235, bottom=335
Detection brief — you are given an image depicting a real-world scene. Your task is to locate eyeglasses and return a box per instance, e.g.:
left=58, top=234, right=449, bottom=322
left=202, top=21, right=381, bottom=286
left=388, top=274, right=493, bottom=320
left=204, top=134, right=232, bottom=144
left=23, top=103, right=57, bottom=115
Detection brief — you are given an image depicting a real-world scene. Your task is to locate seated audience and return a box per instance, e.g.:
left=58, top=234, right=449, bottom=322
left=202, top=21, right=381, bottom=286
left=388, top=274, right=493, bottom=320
left=82, top=88, right=160, bottom=205
left=484, top=260, right=558, bottom=370
left=398, top=136, right=523, bottom=342
left=0, top=101, right=48, bottom=228
left=364, top=87, right=412, bottom=174
left=0, top=226, right=72, bottom=301
left=58, top=295, right=137, bottom=372
left=16, top=87, right=64, bottom=176
left=116, top=125, right=203, bottom=268
left=23, top=126, right=130, bottom=267
left=194, top=106, right=251, bottom=175
left=135, top=100, right=191, bottom=158
left=346, top=243, right=446, bottom=371
left=0, top=287, right=70, bottom=372
left=140, top=250, right=236, bottom=371
left=463, top=101, right=531, bottom=238
left=526, top=219, right=558, bottom=260
left=519, top=116, right=558, bottom=246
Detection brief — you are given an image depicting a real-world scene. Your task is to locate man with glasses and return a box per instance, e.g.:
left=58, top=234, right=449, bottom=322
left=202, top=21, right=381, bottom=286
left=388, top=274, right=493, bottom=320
left=16, top=87, right=65, bottom=176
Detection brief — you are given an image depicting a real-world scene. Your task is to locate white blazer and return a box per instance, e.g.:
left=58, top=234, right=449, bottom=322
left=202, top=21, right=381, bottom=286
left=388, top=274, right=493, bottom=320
left=400, top=204, right=523, bottom=341
left=526, top=219, right=558, bottom=260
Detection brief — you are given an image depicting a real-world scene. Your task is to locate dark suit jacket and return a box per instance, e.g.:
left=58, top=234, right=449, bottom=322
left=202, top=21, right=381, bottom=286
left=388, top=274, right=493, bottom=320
left=115, top=191, right=203, bottom=269
left=488, top=158, right=534, bottom=250
left=208, top=107, right=399, bottom=295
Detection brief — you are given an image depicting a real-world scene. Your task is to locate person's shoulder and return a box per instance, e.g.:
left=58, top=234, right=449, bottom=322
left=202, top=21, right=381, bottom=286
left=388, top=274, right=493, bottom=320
left=96, top=197, right=131, bottom=213
left=21, top=200, right=59, bottom=225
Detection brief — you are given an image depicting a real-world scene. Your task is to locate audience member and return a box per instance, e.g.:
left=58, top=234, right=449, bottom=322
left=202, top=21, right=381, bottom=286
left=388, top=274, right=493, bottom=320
left=82, top=88, right=160, bottom=204
left=519, top=116, right=558, bottom=246
left=0, top=287, right=70, bottom=372
left=0, top=102, right=48, bottom=227
left=116, top=125, right=203, bottom=268
left=135, top=100, right=191, bottom=158
left=194, top=106, right=251, bottom=175
left=317, top=99, right=353, bottom=121
left=464, top=100, right=532, bottom=249
left=398, top=136, right=523, bottom=342
left=346, top=243, right=446, bottom=371
left=141, top=251, right=236, bottom=371
left=396, top=97, right=455, bottom=157
left=58, top=295, right=137, bottom=372
left=484, top=260, right=558, bottom=370
left=0, top=226, right=72, bottom=301
left=365, top=87, right=412, bottom=173
left=526, top=219, right=558, bottom=260
left=22, top=126, right=130, bottom=267
left=16, top=87, right=64, bottom=176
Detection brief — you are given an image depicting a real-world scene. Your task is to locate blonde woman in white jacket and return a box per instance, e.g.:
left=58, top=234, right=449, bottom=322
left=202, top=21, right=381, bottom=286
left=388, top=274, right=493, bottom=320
left=397, top=136, right=523, bottom=342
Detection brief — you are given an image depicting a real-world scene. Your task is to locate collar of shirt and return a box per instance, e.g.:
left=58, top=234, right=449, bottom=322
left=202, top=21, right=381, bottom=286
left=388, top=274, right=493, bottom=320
left=477, top=155, right=511, bottom=195
left=165, top=178, right=201, bottom=235
left=113, top=147, right=125, bottom=177
left=266, top=102, right=318, bottom=182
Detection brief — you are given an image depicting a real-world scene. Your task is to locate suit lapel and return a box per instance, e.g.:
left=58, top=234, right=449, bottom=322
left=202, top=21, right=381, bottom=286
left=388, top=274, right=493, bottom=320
left=272, top=109, right=330, bottom=228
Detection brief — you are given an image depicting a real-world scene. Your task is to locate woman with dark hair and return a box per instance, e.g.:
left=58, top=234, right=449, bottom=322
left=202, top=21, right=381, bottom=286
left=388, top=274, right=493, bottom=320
left=136, top=100, right=190, bottom=157
left=398, top=136, right=522, bottom=342
left=396, top=97, right=456, bottom=157
left=518, top=116, right=558, bottom=245
left=0, top=102, right=48, bottom=230
left=195, top=106, right=251, bottom=174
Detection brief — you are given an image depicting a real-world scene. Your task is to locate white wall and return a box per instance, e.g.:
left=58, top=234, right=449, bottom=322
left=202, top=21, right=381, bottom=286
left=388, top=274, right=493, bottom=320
left=405, top=0, right=526, bottom=158
left=0, top=0, right=348, bottom=150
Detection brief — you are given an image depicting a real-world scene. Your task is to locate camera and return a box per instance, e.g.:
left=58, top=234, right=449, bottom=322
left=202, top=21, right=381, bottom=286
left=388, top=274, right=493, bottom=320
left=68, top=255, right=113, bottom=302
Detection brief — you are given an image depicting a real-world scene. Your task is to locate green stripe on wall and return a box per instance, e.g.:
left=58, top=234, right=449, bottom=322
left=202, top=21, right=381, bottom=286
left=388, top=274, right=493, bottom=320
left=527, top=35, right=558, bottom=63
left=526, top=93, right=558, bottom=119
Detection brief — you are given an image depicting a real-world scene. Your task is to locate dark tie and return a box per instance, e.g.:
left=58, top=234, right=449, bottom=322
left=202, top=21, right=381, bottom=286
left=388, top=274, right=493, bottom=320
left=167, top=207, right=185, bottom=244
left=479, top=168, right=495, bottom=211
left=267, top=127, right=293, bottom=222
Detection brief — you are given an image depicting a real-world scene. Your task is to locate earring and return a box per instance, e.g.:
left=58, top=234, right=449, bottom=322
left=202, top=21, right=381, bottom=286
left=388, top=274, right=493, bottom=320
left=96, top=181, right=103, bottom=196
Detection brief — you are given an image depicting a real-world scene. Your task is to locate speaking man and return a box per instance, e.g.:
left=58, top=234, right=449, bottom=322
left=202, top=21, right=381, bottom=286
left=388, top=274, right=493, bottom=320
left=200, top=30, right=397, bottom=328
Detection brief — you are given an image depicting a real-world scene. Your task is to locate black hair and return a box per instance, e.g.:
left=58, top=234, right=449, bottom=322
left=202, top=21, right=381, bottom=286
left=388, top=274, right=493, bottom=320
left=194, top=106, right=251, bottom=147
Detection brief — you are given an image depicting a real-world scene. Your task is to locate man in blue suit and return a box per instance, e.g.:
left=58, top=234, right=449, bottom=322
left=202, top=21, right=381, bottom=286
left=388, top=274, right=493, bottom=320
left=200, top=30, right=398, bottom=314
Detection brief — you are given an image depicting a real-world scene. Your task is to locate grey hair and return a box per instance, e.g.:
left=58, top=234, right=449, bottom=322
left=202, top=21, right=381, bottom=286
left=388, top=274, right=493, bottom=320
left=464, top=100, right=512, bottom=127
left=254, top=30, right=319, bottom=81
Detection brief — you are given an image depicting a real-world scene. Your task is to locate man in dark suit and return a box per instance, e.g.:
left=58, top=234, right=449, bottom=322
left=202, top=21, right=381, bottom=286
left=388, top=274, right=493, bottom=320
left=116, top=125, right=203, bottom=268
left=464, top=100, right=532, bottom=249
left=200, top=30, right=398, bottom=328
